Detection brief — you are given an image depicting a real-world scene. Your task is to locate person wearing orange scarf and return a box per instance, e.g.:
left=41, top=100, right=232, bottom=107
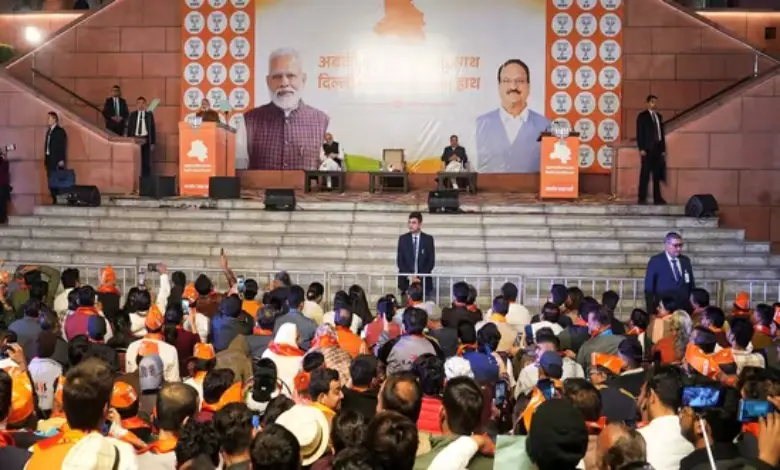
left=333, top=308, right=367, bottom=358
left=27, top=358, right=138, bottom=469
left=751, top=304, right=775, bottom=352
left=701, top=306, right=731, bottom=349
left=308, top=324, right=353, bottom=388
left=518, top=351, right=564, bottom=435
left=137, top=383, right=199, bottom=468
left=125, top=306, right=181, bottom=383
left=261, top=323, right=305, bottom=394
left=63, top=285, right=113, bottom=342
left=184, top=344, right=216, bottom=405
left=309, top=367, right=342, bottom=423
left=731, top=291, right=752, bottom=319
left=0, top=369, right=30, bottom=468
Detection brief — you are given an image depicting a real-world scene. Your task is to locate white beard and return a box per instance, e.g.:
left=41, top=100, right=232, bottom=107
left=270, top=88, right=301, bottom=111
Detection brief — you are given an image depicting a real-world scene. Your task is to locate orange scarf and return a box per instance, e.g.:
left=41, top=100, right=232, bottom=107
left=268, top=342, right=305, bottom=357
left=742, top=422, right=760, bottom=438
left=457, top=343, right=478, bottom=356
left=586, top=417, right=608, bottom=435
left=97, top=285, right=120, bottom=295
left=755, top=325, right=772, bottom=337
left=121, top=416, right=149, bottom=430
left=253, top=327, right=273, bottom=336
left=312, top=402, right=336, bottom=420
left=520, top=379, right=563, bottom=431
left=574, top=317, right=588, bottom=327
left=0, top=430, right=15, bottom=447
left=144, top=332, right=164, bottom=341
left=74, top=306, right=100, bottom=316
left=490, top=314, right=507, bottom=323
left=626, top=327, right=645, bottom=336
left=312, top=334, right=339, bottom=349
left=141, top=435, right=178, bottom=454
left=192, top=371, right=207, bottom=384
left=467, top=305, right=478, bottom=313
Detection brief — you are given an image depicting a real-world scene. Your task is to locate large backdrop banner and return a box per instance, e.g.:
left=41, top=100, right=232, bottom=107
left=181, top=0, right=623, bottom=174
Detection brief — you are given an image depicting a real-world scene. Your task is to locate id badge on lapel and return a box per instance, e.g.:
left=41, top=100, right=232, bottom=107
left=684, top=271, right=690, bottom=284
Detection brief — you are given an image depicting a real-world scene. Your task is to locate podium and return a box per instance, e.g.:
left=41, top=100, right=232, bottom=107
left=178, top=122, right=235, bottom=197
left=538, top=131, right=580, bottom=199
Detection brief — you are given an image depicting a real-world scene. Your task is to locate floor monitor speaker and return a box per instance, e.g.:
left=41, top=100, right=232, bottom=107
left=209, top=176, right=241, bottom=199
left=139, top=176, right=177, bottom=199
left=685, top=194, right=718, bottom=218
left=428, top=190, right=460, bottom=213
left=264, top=189, right=296, bottom=211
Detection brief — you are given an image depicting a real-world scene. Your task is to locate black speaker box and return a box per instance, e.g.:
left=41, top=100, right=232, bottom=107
left=685, top=194, right=719, bottom=218
left=66, top=185, right=101, bottom=207
left=428, top=190, right=460, bottom=213
left=209, top=176, right=241, bottom=199
left=139, top=176, right=177, bottom=199
left=264, top=188, right=296, bottom=211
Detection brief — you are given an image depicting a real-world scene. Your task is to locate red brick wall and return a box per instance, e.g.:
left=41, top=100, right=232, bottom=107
left=0, top=73, right=141, bottom=214
left=6, top=0, right=181, bottom=177
left=613, top=69, right=780, bottom=250
left=0, top=12, right=83, bottom=55
left=622, top=0, right=776, bottom=140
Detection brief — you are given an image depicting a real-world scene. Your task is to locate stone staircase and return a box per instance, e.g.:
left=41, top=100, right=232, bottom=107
left=1, top=198, right=778, bottom=315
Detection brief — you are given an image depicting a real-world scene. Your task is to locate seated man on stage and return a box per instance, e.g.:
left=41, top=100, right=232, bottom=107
left=318, top=132, right=344, bottom=189
left=441, top=134, right=468, bottom=189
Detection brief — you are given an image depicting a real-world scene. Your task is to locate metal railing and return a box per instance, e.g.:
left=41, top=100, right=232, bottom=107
left=16, top=262, right=780, bottom=318
left=31, top=67, right=103, bottom=115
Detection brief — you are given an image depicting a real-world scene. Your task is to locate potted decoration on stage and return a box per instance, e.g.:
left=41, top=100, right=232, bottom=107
left=0, top=44, right=15, bottom=65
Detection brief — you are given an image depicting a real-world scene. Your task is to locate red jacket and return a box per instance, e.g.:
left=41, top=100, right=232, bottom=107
left=417, top=396, right=443, bottom=435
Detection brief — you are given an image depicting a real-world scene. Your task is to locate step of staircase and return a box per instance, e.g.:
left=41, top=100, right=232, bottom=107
left=4, top=200, right=778, bottom=314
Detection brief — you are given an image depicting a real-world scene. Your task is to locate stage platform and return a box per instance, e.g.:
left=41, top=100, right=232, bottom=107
left=237, top=170, right=611, bottom=195
left=1, top=193, right=778, bottom=316
left=152, top=189, right=632, bottom=213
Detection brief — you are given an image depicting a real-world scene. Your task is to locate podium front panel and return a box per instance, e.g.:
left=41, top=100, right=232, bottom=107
left=539, top=136, right=580, bottom=199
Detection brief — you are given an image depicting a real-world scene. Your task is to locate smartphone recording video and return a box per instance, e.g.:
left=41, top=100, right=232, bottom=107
left=738, top=400, right=773, bottom=422
left=682, top=386, right=721, bottom=409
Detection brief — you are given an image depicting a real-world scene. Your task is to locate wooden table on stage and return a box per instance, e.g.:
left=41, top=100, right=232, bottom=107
left=303, top=170, right=345, bottom=193
left=368, top=171, right=409, bottom=193
left=436, top=172, right=478, bottom=194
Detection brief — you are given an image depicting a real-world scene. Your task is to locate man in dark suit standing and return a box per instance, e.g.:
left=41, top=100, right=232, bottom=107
left=636, top=94, right=667, bottom=205
left=45, top=111, right=67, bottom=203
left=101, top=85, right=129, bottom=136
left=644, top=232, right=695, bottom=314
left=127, top=96, right=156, bottom=177
left=397, top=211, right=436, bottom=299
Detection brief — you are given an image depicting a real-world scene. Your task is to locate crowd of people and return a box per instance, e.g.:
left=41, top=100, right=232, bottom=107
left=0, top=253, right=779, bottom=470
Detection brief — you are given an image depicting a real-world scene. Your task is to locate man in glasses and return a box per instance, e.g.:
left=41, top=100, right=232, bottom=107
left=475, top=59, right=550, bottom=173
left=644, top=232, right=696, bottom=314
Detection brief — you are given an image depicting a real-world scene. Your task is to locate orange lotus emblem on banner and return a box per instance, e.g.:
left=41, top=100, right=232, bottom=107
left=374, top=0, right=425, bottom=40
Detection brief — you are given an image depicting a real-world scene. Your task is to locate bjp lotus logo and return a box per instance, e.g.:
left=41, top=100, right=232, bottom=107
left=550, top=141, right=572, bottom=165
left=188, top=140, right=209, bottom=163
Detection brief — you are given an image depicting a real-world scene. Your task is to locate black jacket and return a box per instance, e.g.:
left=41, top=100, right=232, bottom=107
left=44, top=125, right=67, bottom=171
left=341, top=386, right=379, bottom=421
left=396, top=232, right=435, bottom=292
left=428, top=327, right=459, bottom=358
left=636, top=109, right=666, bottom=154
left=102, top=96, right=129, bottom=132
left=441, top=145, right=468, bottom=165
left=127, top=110, right=157, bottom=145
left=679, top=443, right=750, bottom=470
left=441, top=305, right=482, bottom=329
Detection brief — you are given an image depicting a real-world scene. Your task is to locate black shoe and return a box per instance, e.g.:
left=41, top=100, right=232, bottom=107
left=654, top=199, right=667, bottom=205
left=638, top=200, right=648, bottom=205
